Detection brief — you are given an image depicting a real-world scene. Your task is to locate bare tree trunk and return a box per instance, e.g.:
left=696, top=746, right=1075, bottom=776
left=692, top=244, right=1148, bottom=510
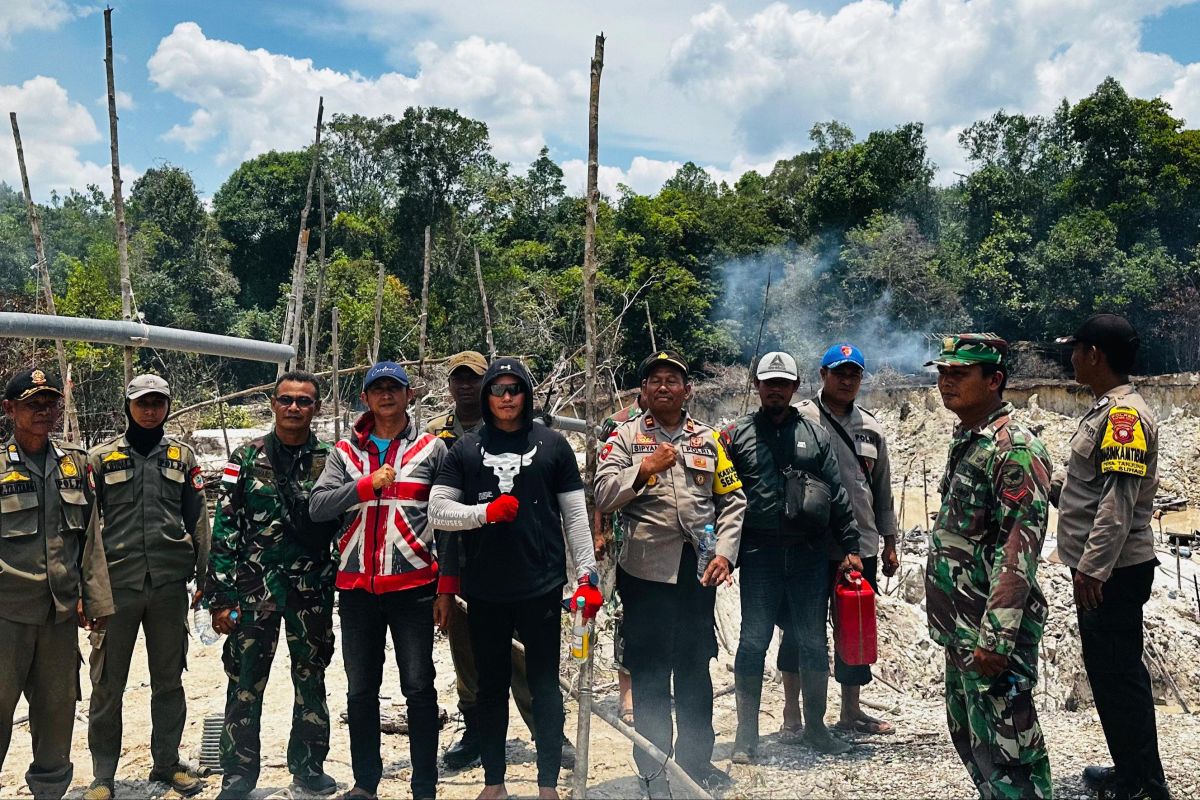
left=104, top=8, right=134, bottom=386
left=280, top=96, right=324, bottom=375
left=371, top=261, right=385, bottom=364
left=575, top=31, right=605, bottom=800
left=9, top=112, right=79, bottom=442
left=418, top=225, right=432, bottom=375
left=331, top=306, right=341, bottom=442
left=307, top=173, right=328, bottom=372
left=473, top=245, right=496, bottom=360
left=644, top=300, right=657, bottom=353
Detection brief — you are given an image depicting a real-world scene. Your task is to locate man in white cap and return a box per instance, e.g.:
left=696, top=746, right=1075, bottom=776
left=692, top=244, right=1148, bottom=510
left=85, top=374, right=210, bottom=800
left=722, top=352, right=861, bottom=762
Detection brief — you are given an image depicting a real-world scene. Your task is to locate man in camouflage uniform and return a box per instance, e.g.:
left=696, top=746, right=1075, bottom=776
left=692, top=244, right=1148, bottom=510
left=1, top=367, right=112, bottom=800
left=925, top=335, right=1053, bottom=799
left=1054, top=315, right=1168, bottom=800
left=205, top=370, right=340, bottom=798
left=85, top=375, right=210, bottom=800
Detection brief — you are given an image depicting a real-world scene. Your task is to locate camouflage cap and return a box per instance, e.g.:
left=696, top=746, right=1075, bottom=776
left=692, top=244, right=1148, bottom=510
left=925, top=334, right=1009, bottom=367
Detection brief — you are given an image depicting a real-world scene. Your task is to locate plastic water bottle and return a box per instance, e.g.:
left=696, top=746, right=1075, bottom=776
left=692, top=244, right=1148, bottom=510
left=570, top=596, right=591, bottom=662
left=192, top=605, right=222, bottom=646
left=696, top=522, right=717, bottom=581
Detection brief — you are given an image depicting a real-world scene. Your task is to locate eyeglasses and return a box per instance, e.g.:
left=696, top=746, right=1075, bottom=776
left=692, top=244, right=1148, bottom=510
left=487, top=384, right=524, bottom=397
left=275, top=395, right=316, bottom=408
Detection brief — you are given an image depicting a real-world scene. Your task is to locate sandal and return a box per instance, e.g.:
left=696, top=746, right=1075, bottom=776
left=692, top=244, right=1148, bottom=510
left=619, top=706, right=635, bottom=727
left=832, top=716, right=895, bottom=735
left=779, top=722, right=804, bottom=743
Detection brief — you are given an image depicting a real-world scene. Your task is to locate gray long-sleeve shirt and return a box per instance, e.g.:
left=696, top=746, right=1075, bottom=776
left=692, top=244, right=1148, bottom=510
left=1056, top=384, right=1158, bottom=581
left=797, top=393, right=896, bottom=558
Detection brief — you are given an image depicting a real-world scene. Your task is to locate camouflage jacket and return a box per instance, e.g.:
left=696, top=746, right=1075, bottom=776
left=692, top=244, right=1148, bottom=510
left=205, top=432, right=337, bottom=611
left=926, top=403, right=1051, bottom=657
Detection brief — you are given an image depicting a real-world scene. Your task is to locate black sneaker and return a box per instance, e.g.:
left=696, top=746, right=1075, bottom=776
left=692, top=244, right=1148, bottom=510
left=560, top=737, right=577, bottom=770
left=1084, top=766, right=1117, bottom=790
left=148, top=763, right=205, bottom=797
left=293, top=773, right=339, bottom=796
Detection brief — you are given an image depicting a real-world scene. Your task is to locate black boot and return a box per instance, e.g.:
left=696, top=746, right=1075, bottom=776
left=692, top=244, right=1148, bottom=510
left=732, top=672, right=761, bottom=765
left=442, top=708, right=481, bottom=769
left=799, top=670, right=851, bottom=755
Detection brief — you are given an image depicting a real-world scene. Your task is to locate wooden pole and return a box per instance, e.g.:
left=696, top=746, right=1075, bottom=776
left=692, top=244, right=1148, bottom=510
left=104, top=7, right=134, bottom=387
left=371, top=261, right=385, bottom=364
left=281, top=96, right=324, bottom=375
left=307, top=173, right=328, bottom=372
left=331, top=306, right=341, bottom=442
left=473, top=245, right=496, bottom=360
left=9, top=112, right=79, bottom=442
left=576, top=31, right=605, bottom=800
left=418, top=225, right=432, bottom=375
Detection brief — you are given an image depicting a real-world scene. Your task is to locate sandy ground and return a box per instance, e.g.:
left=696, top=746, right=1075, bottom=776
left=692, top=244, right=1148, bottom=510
left=3, top=583, right=1199, bottom=800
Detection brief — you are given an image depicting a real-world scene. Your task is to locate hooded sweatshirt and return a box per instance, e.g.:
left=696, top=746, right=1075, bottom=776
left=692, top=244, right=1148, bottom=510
left=429, top=357, right=595, bottom=603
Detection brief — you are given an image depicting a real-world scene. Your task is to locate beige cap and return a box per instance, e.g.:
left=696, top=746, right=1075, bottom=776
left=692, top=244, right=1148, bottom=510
left=127, top=374, right=171, bottom=399
left=447, top=351, right=488, bottom=376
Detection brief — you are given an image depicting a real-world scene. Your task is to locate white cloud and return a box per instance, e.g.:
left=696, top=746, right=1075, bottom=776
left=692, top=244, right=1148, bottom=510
left=665, top=0, right=1200, bottom=177
left=0, top=0, right=80, bottom=45
left=94, top=90, right=136, bottom=111
left=147, top=22, right=571, bottom=166
left=0, top=76, right=131, bottom=201
left=561, top=153, right=781, bottom=198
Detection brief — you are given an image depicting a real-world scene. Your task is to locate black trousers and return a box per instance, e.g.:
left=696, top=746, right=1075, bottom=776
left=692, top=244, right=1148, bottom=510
left=618, top=546, right=718, bottom=779
left=1075, top=559, right=1168, bottom=798
left=466, top=588, right=564, bottom=789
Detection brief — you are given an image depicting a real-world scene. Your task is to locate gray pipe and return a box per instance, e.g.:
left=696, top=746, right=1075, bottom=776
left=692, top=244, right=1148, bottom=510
left=540, top=413, right=602, bottom=437
left=0, top=312, right=295, bottom=364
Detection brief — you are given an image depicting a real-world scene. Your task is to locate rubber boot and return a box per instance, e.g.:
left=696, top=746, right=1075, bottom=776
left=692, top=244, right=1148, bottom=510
left=442, top=708, right=481, bottom=769
left=731, top=672, right=761, bottom=764
left=799, top=670, right=851, bottom=755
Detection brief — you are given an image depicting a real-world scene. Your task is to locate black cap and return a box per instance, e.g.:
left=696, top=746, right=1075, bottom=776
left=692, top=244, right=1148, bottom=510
left=4, top=367, right=64, bottom=402
left=1055, top=314, right=1140, bottom=351
left=638, top=349, right=689, bottom=381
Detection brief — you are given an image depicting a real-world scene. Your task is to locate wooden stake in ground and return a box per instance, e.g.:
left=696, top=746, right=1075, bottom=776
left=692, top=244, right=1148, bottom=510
left=644, top=300, right=657, bottom=352
left=9, top=112, right=79, bottom=442
left=473, top=245, right=496, bottom=360
left=418, top=225, right=432, bottom=375
left=576, top=32, right=605, bottom=800
left=307, top=173, right=328, bottom=372
left=331, top=306, right=341, bottom=442
left=371, top=261, right=385, bottom=364
left=104, top=7, right=134, bottom=386
left=280, top=97, right=324, bottom=375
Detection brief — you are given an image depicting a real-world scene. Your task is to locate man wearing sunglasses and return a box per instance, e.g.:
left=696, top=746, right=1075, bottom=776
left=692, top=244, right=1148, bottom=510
left=84, top=375, right=211, bottom=800
left=429, top=357, right=598, bottom=800
left=310, top=361, right=448, bottom=800
left=206, top=370, right=341, bottom=799
left=0, top=367, right=113, bottom=800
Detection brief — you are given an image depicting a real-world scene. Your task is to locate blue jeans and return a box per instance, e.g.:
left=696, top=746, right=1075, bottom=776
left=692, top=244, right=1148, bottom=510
left=736, top=544, right=831, bottom=680
left=339, top=584, right=438, bottom=798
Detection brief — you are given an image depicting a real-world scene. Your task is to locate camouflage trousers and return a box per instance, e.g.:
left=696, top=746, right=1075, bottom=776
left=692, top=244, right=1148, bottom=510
left=944, top=648, right=1052, bottom=799
left=219, top=598, right=334, bottom=793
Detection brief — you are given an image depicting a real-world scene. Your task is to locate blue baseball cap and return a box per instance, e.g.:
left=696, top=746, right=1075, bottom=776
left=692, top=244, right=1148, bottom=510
left=821, top=343, right=865, bottom=370
left=363, top=361, right=410, bottom=390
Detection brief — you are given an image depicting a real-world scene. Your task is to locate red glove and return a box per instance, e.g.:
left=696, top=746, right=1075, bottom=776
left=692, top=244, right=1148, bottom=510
left=485, top=494, right=519, bottom=523
left=570, top=573, right=603, bottom=621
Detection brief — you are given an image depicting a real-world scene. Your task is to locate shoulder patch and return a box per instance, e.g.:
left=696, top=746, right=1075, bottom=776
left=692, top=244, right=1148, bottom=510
left=1100, top=406, right=1148, bottom=477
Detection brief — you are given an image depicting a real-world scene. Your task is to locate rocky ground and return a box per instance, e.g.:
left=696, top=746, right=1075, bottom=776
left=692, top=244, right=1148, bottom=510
left=5, top=384, right=1199, bottom=799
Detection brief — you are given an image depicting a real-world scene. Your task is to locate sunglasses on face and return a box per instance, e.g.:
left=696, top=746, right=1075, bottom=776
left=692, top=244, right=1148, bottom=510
left=275, top=395, right=316, bottom=408
left=487, top=384, right=524, bottom=398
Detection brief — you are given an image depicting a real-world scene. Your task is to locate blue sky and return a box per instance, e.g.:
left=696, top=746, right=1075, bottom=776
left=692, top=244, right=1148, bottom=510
left=3, top=0, right=1200, bottom=202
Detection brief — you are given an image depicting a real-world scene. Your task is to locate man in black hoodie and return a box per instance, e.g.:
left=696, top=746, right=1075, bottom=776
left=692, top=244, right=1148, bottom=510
left=429, top=358, right=599, bottom=800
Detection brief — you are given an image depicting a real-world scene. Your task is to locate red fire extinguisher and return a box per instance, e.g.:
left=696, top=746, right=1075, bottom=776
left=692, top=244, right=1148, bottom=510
left=835, top=570, right=878, bottom=666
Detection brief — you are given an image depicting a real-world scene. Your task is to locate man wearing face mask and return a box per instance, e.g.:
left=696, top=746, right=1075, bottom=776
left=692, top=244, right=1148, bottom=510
left=0, top=367, right=112, bottom=800
left=84, top=375, right=210, bottom=800
left=429, top=357, right=598, bottom=800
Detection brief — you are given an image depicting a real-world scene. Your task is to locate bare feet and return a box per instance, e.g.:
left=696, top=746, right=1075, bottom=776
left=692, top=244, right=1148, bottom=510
left=538, top=788, right=560, bottom=800
left=477, top=784, right=508, bottom=800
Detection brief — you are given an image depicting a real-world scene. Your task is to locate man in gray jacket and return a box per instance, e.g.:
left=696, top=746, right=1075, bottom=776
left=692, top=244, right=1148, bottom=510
left=85, top=375, right=210, bottom=799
